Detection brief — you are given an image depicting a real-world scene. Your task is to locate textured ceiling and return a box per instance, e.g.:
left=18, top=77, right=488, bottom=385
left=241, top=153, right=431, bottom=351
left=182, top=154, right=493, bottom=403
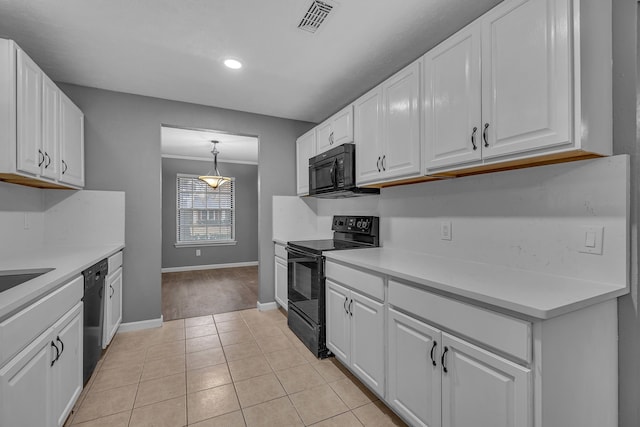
left=0, top=0, right=502, bottom=123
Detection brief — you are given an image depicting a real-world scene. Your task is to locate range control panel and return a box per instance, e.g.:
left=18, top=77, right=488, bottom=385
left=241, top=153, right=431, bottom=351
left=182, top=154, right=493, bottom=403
left=332, top=215, right=379, bottom=235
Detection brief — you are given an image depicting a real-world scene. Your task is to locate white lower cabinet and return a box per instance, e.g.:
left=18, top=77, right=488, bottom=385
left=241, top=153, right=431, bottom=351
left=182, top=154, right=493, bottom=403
left=274, top=243, right=288, bottom=311
left=103, top=251, right=123, bottom=348
left=440, top=332, right=530, bottom=427
left=52, top=303, right=83, bottom=427
left=326, top=279, right=384, bottom=396
left=388, top=308, right=442, bottom=427
left=388, top=307, right=531, bottom=427
left=326, top=259, right=617, bottom=427
left=103, top=267, right=122, bottom=347
left=0, top=302, right=83, bottom=427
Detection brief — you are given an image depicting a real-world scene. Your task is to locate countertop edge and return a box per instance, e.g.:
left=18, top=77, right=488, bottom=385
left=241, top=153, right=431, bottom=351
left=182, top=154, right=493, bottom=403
left=325, top=248, right=628, bottom=321
left=0, top=244, right=125, bottom=320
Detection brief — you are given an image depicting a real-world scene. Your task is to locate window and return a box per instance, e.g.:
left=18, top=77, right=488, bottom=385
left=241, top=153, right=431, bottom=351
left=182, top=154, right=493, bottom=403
left=176, top=174, right=235, bottom=245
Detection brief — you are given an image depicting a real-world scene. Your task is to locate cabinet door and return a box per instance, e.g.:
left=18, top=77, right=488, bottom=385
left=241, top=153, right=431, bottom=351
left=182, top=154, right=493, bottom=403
left=388, top=308, right=442, bottom=427
left=381, top=60, right=421, bottom=180
left=316, top=120, right=334, bottom=155
left=296, top=129, right=316, bottom=195
left=441, top=333, right=531, bottom=427
left=330, top=105, right=353, bottom=146
left=59, top=93, right=84, bottom=187
left=350, top=290, right=384, bottom=396
left=354, top=86, right=384, bottom=184
left=325, top=280, right=351, bottom=364
left=105, top=267, right=123, bottom=346
left=274, top=257, right=288, bottom=311
left=424, top=22, right=482, bottom=171
left=481, top=0, right=571, bottom=159
left=42, top=75, right=60, bottom=180
left=16, top=48, right=43, bottom=176
left=0, top=329, right=54, bottom=427
left=52, top=303, right=83, bottom=427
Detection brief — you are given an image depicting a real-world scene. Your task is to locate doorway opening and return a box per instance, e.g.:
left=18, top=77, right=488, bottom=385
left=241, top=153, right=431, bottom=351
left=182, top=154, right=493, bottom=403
left=160, top=125, right=259, bottom=320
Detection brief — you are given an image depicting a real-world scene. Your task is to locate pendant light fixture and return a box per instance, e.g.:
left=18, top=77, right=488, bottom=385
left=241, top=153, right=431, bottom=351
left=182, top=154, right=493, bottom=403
left=199, top=140, right=231, bottom=189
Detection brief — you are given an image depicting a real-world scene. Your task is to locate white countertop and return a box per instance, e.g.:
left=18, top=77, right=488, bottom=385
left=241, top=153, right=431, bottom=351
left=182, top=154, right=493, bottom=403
left=324, top=247, right=628, bottom=320
left=0, top=244, right=124, bottom=320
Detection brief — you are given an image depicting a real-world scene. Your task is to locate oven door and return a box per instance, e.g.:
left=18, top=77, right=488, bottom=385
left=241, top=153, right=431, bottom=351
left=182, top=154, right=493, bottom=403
left=286, top=246, right=323, bottom=324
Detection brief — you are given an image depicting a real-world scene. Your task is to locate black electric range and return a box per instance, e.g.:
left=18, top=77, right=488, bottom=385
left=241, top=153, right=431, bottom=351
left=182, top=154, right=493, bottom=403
left=286, top=215, right=379, bottom=358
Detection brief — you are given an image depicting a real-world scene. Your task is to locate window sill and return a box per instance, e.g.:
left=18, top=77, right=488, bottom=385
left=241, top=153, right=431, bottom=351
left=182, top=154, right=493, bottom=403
left=174, top=241, right=237, bottom=248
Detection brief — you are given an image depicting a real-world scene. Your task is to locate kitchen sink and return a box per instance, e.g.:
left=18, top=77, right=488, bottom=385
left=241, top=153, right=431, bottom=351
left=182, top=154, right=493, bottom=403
left=0, top=268, right=55, bottom=293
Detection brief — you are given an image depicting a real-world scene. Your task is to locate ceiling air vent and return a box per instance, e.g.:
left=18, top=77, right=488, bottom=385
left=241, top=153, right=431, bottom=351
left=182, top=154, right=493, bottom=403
left=298, top=0, right=334, bottom=34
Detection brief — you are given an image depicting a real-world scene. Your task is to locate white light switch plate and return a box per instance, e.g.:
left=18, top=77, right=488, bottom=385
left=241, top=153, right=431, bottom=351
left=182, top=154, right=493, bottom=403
left=440, top=221, right=452, bottom=241
left=578, top=226, right=604, bottom=255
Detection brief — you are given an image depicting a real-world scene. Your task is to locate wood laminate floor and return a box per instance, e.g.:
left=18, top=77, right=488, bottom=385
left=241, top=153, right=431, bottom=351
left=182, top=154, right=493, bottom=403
left=162, top=266, right=259, bottom=321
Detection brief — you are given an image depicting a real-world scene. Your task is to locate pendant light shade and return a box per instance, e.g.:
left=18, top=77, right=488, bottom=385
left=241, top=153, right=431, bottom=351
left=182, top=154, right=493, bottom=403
left=199, top=140, right=231, bottom=189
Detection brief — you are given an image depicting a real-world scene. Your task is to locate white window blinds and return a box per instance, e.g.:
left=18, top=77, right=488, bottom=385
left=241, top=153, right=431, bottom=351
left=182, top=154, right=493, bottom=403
left=176, top=174, right=235, bottom=244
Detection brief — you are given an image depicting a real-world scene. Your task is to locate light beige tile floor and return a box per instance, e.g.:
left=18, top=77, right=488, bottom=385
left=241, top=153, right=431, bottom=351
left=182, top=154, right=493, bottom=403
left=64, top=308, right=407, bottom=427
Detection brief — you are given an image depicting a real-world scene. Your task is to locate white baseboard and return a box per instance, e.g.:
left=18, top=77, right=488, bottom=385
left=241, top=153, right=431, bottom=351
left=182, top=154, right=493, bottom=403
left=257, top=301, right=278, bottom=311
left=161, top=261, right=258, bottom=273
left=118, top=315, right=164, bottom=332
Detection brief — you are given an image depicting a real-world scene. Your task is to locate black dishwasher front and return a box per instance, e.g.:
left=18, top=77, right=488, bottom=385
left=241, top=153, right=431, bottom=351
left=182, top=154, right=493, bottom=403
left=82, top=259, right=108, bottom=383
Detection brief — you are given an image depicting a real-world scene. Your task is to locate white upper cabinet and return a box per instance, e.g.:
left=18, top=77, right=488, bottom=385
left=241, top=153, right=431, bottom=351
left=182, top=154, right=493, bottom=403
left=16, top=48, right=43, bottom=177
left=381, top=60, right=421, bottom=180
left=59, top=94, right=84, bottom=187
left=0, top=39, right=85, bottom=189
left=424, top=0, right=611, bottom=174
left=316, top=104, right=353, bottom=155
left=355, top=60, right=421, bottom=186
left=354, top=86, right=384, bottom=184
left=296, top=128, right=316, bottom=195
left=424, top=22, right=482, bottom=170
left=480, top=0, right=571, bottom=159
left=42, top=75, right=60, bottom=180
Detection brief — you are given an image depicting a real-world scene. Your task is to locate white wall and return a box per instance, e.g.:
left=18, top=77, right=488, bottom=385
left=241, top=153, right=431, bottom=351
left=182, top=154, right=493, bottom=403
left=274, top=155, right=628, bottom=286
left=0, top=189, right=125, bottom=257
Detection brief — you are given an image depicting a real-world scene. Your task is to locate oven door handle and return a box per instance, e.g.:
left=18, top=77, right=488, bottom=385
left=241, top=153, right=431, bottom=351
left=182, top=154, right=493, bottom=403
left=285, top=247, right=323, bottom=263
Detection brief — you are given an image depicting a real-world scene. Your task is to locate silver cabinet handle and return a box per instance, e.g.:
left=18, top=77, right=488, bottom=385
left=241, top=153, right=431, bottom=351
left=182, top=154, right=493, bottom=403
left=44, top=152, right=51, bottom=168
left=62, top=160, right=68, bottom=174
left=376, top=157, right=381, bottom=172
left=471, top=127, right=478, bottom=150
left=381, top=155, right=386, bottom=171
left=343, top=296, right=349, bottom=314
left=329, top=131, right=334, bottom=145
left=38, top=149, right=45, bottom=167
left=348, top=299, right=353, bottom=317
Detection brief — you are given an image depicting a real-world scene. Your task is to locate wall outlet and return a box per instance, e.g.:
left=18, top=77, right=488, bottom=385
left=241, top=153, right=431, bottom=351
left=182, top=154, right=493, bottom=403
left=440, top=221, right=452, bottom=241
left=578, top=226, right=604, bottom=255
left=196, top=249, right=201, bottom=257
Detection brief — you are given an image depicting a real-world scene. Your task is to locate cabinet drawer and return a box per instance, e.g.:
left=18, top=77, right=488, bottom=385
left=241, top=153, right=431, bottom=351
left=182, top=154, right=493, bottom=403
left=274, top=244, right=287, bottom=259
left=388, top=279, right=531, bottom=362
left=108, top=250, right=123, bottom=272
left=326, top=261, right=384, bottom=301
left=0, top=275, right=83, bottom=367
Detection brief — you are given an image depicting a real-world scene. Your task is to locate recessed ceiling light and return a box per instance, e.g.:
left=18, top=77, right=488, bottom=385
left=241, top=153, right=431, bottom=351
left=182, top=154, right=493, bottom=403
left=224, top=59, right=242, bottom=69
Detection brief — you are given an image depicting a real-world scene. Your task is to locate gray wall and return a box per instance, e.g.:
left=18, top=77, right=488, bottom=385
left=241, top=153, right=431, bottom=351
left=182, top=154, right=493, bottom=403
left=613, top=0, right=639, bottom=425
left=161, top=157, right=258, bottom=269
left=58, top=83, right=313, bottom=322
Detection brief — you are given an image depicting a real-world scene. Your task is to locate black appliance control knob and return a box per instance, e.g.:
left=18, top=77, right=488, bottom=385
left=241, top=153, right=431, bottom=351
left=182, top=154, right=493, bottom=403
left=361, top=220, right=369, bottom=230
left=356, top=220, right=362, bottom=229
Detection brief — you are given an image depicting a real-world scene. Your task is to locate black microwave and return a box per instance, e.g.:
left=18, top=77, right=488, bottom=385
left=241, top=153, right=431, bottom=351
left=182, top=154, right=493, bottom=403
left=308, top=143, right=379, bottom=198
